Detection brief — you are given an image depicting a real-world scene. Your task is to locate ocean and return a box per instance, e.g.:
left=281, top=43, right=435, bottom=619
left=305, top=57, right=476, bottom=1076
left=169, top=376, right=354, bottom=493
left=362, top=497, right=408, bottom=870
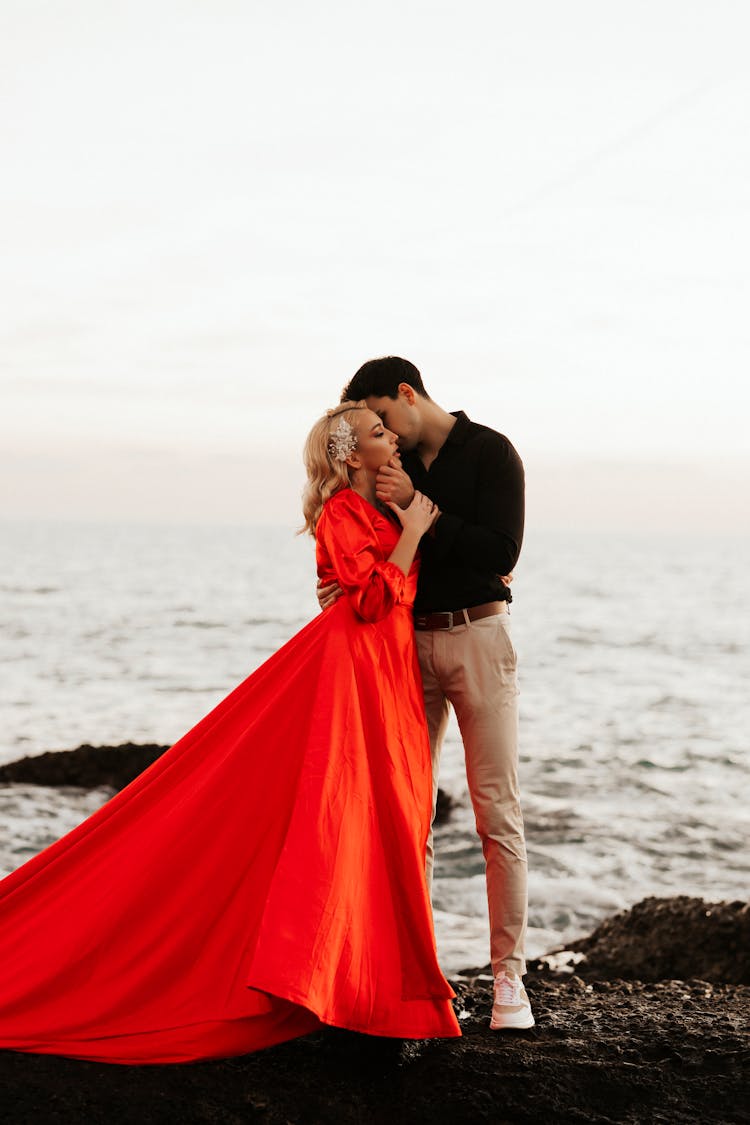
left=1, top=520, right=748, bottom=973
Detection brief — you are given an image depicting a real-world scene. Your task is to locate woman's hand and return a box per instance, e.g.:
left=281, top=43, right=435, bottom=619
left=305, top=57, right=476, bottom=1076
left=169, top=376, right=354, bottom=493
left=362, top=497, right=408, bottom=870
left=387, top=491, right=437, bottom=538
left=316, top=578, right=343, bottom=611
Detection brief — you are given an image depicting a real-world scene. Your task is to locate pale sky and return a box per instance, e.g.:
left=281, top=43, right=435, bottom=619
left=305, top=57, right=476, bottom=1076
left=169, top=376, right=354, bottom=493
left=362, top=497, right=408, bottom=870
left=2, top=0, right=748, bottom=531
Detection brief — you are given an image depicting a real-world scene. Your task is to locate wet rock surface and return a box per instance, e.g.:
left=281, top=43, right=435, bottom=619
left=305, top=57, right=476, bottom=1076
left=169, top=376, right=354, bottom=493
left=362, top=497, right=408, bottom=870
left=1, top=746, right=748, bottom=1122
left=1, top=972, right=747, bottom=1124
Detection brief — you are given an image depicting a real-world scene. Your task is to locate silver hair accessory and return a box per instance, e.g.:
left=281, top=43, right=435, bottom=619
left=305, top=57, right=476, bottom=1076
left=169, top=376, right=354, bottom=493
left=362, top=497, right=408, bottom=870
left=328, top=416, right=357, bottom=462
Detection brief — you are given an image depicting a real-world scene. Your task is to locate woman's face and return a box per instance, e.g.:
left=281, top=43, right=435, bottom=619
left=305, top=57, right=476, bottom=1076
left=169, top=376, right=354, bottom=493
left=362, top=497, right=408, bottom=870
left=351, top=410, right=399, bottom=472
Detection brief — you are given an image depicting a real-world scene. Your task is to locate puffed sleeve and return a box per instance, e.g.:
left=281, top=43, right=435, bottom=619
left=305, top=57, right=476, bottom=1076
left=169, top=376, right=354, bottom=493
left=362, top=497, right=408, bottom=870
left=318, top=492, right=406, bottom=623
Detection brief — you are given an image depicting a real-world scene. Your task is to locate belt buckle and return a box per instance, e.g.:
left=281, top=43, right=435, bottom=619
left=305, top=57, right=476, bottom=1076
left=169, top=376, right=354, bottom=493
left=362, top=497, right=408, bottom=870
left=433, top=611, right=454, bottom=630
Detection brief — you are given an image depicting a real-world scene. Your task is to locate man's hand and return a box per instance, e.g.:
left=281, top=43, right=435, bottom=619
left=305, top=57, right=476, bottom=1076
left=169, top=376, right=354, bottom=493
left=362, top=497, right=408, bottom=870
left=375, top=455, right=415, bottom=508
left=317, top=577, right=343, bottom=612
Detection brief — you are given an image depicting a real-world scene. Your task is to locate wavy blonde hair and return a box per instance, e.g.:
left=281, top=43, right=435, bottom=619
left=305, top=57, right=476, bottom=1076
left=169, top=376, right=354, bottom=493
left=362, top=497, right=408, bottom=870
left=300, top=400, right=370, bottom=536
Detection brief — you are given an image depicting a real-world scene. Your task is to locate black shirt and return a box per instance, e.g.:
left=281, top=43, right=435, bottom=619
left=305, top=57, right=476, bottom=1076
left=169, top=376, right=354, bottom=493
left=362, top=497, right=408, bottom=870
left=401, top=411, right=525, bottom=613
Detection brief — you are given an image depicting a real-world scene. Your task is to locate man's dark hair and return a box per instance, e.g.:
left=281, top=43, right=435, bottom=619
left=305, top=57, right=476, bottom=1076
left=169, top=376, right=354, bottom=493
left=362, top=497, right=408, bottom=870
left=341, top=356, right=429, bottom=403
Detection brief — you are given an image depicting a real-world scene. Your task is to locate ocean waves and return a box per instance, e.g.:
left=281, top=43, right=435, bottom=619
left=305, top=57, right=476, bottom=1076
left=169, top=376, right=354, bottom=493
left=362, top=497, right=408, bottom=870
left=1, top=521, right=748, bottom=972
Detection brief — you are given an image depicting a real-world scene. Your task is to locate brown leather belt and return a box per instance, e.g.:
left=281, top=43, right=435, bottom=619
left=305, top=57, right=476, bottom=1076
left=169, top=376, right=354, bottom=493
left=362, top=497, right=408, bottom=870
left=413, top=600, right=507, bottom=631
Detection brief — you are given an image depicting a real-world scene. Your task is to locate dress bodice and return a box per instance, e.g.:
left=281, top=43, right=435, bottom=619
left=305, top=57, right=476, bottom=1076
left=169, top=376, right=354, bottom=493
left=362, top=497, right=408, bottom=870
left=316, top=488, right=419, bottom=619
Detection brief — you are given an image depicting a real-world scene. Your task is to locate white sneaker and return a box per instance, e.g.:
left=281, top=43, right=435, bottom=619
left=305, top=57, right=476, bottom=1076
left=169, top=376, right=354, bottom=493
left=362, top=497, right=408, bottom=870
left=489, top=970, right=535, bottom=1030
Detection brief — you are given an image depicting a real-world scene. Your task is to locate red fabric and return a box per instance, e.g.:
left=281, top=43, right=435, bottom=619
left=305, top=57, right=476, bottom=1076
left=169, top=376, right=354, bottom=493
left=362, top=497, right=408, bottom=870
left=0, top=488, right=460, bottom=1064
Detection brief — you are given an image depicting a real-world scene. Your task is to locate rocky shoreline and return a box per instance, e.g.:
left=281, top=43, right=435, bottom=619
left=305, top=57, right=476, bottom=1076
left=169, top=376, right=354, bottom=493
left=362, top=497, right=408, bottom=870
left=1, top=957, right=746, bottom=1124
left=0, top=743, right=747, bottom=1123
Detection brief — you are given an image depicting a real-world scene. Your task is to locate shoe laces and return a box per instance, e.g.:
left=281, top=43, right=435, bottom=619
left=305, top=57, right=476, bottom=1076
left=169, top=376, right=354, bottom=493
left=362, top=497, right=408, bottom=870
left=494, top=973, right=521, bottom=1006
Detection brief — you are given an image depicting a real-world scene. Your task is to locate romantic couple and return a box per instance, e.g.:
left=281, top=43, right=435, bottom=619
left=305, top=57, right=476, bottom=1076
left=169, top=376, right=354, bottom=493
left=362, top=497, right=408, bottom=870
left=0, top=356, right=531, bottom=1064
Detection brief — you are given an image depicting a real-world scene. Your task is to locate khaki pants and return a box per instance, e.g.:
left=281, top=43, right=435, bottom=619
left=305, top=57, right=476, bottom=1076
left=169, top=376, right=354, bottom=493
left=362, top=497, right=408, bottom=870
left=416, top=611, right=528, bottom=978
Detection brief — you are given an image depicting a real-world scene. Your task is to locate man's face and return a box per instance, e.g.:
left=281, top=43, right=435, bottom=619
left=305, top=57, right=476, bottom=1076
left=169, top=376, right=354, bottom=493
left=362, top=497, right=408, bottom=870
left=365, top=390, right=422, bottom=451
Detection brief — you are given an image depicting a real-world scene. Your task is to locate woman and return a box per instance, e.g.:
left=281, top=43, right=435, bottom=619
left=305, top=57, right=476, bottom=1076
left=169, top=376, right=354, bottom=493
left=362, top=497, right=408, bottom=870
left=0, top=402, right=461, bottom=1064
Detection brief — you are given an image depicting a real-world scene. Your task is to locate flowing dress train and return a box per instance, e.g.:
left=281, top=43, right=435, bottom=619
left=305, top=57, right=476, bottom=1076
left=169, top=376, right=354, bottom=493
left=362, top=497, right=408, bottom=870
left=0, top=488, right=460, bottom=1063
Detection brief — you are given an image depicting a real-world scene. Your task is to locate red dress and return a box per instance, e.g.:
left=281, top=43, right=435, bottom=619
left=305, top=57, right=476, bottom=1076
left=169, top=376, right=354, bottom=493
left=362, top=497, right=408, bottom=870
left=0, top=488, right=460, bottom=1063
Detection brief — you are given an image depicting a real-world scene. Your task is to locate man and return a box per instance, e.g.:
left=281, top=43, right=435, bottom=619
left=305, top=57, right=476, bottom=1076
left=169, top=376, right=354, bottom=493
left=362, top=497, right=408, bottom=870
left=322, top=355, right=533, bottom=1031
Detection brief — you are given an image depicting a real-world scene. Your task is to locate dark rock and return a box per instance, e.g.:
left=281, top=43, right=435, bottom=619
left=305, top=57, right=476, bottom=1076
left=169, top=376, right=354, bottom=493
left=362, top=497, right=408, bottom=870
left=0, top=743, right=169, bottom=791
left=562, top=896, right=750, bottom=985
left=433, top=786, right=457, bottom=825
left=0, top=977, right=748, bottom=1123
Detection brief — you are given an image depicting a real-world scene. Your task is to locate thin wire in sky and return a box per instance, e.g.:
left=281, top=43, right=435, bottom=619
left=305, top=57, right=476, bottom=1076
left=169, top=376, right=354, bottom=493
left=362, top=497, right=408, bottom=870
left=505, top=77, right=724, bottom=216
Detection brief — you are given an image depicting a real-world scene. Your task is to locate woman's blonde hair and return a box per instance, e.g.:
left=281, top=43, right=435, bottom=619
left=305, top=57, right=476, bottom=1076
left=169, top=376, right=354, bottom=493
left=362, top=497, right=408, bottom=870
left=300, top=400, right=370, bottom=536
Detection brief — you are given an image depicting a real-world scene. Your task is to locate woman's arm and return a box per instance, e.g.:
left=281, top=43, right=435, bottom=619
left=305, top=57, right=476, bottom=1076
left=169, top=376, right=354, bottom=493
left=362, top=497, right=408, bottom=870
left=318, top=492, right=435, bottom=623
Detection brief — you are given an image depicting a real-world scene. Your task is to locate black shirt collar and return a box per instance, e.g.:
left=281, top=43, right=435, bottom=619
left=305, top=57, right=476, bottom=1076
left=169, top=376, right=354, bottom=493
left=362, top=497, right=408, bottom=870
left=446, top=411, right=471, bottom=445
